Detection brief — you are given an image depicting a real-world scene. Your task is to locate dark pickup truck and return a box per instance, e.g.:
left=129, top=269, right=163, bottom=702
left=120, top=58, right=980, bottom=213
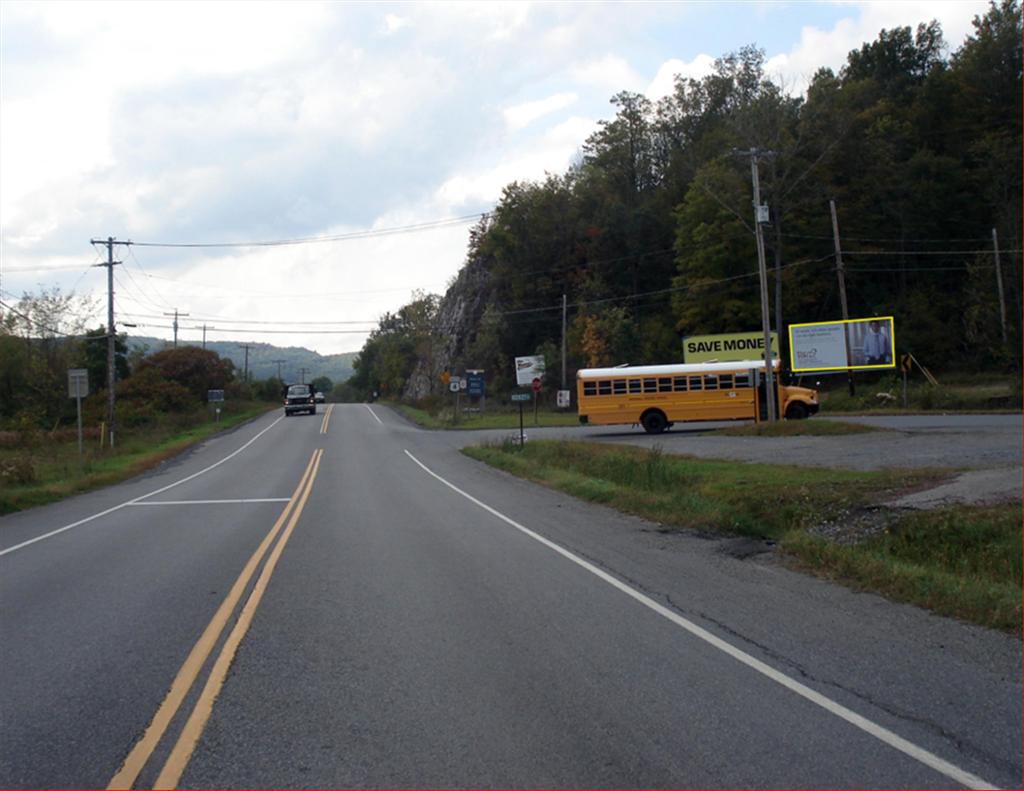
left=283, top=384, right=317, bottom=416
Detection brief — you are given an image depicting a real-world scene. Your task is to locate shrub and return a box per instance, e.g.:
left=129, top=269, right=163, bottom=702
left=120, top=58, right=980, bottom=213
left=0, top=456, right=37, bottom=485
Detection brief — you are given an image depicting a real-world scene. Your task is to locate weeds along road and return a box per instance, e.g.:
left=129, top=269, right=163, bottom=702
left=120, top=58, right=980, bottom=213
left=0, top=405, right=1019, bottom=788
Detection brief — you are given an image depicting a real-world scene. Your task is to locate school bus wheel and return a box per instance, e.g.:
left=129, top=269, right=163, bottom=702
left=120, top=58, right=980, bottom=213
left=641, top=409, right=669, bottom=434
left=785, top=402, right=808, bottom=420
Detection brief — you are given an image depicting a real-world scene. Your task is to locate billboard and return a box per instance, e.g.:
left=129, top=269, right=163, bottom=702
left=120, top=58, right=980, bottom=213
left=683, top=331, right=779, bottom=363
left=789, top=317, right=895, bottom=373
left=514, top=355, right=545, bottom=386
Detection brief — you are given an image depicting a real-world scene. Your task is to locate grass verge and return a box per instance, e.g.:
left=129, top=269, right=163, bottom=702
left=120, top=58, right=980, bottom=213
left=463, top=440, right=1020, bottom=633
left=716, top=419, right=878, bottom=436
left=0, top=403, right=275, bottom=514
left=392, top=402, right=580, bottom=430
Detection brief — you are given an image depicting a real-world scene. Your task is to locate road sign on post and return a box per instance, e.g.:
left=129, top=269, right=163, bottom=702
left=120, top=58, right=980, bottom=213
left=466, top=372, right=485, bottom=397
left=68, top=369, right=88, bottom=460
left=68, top=369, right=88, bottom=399
left=511, top=392, right=531, bottom=446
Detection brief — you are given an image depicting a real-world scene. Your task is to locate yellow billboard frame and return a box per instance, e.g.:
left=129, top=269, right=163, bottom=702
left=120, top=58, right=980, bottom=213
left=788, top=316, right=896, bottom=373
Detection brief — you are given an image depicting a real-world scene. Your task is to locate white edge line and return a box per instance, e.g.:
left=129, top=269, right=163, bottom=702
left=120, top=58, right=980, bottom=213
left=0, top=417, right=284, bottom=558
left=364, top=404, right=383, bottom=424
left=402, top=448, right=998, bottom=791
left=128, top=499, right=291, bottom=506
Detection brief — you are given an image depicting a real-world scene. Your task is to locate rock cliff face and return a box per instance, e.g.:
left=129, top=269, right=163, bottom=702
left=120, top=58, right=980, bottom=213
left=402, top=258, right=491, bottom=400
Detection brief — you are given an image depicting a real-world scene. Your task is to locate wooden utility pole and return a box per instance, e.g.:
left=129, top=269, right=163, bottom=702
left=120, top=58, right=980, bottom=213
left=90, top=237, right=129, bottom=449
left=830, top=200, right=855, bottom=396
left=164, top=308, right=189, bottom=348
left=992, top=228, right=1007, bottom=345
left=737, top=148, right=777, bottom=422
left=561, top=293, right=567, bottom=391
left=239, top=344, right=252, bottom=383
left=272, top=359, right=286, bottom=383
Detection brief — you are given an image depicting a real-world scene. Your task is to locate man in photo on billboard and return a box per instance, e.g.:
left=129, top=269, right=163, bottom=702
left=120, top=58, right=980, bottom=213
left=862, top=319, right=891, bottom=365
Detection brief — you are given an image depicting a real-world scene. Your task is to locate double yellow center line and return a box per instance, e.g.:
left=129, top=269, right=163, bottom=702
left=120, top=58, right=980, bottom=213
left=319, top=404, right=333, bottom=434
left=108, top=448, right=324, bottom=790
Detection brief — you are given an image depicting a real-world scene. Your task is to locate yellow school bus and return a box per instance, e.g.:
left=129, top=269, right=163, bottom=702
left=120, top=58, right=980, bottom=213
left=576, top=359, right=818, bottom=434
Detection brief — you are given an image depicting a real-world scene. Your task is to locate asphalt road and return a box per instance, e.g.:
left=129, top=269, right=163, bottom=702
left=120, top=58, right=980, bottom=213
left=0, top=405, right=1020, bottom=789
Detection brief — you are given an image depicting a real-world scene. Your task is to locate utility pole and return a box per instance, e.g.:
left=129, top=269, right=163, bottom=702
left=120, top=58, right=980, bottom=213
left=736, top=149, right=777, bottom=422
left=992, top=228, right=1007, bottom=345
left=830, top=200, right=855, bottom=396
left=561, top=293, right=567, bottom=391
left=163, top=308, right=189, bottom=348
left=298, top=367, right=310, bottom=384
left=239, top=344, right=252, bottom=383
left=272, top=359, right=286, bottom=383
left=201, top=324, right=214, bottom=350
left=91, top=236, right=129, bottom=449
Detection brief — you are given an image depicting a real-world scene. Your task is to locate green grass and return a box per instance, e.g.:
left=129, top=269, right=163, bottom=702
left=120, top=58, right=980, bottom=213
left=465, top=440, right=932, bottom=539
left=0, top=402, right=276, bottom=514
left=392, top=402, right=580, bottom=430
left=716, top=418, right=878, bottom=437
left=819, top=374, right=1021, bottom=413
left=463, top=440, right=1020, bottom=632
left=786, top=505, right=1021, bottom=631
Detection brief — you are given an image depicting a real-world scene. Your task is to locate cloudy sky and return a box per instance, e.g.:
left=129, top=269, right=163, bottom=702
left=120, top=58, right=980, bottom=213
left=0, top=1, right=992, bottom=355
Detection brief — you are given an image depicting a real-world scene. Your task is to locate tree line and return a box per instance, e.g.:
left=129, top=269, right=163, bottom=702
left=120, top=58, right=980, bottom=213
left=348, top=1, right=1021, bottom=400
left=0, top=290, right=341, bottom=430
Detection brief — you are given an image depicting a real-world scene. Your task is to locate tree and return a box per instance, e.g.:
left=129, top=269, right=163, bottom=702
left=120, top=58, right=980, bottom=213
left=134, top=347, right=235, bottom=403
left=310, top=376, right=333, bottom=394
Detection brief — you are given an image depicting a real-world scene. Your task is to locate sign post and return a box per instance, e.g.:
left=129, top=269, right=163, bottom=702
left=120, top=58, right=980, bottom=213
left=68, top=369, right=88, bottom=460
left=511, top=392, right=531, bottom=447
left=449, top=378, right=461, bottom=424
left=207, top=389, right=225, bottom=422
left=532, top=377, right=541, bottom=426
left=901, top=353, right=912, bottom=409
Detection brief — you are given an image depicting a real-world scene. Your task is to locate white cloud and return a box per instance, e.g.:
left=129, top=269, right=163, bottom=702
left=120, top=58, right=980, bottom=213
left=646, top=55, right=716, bottom=101
left=503, top=93, right=578, bottom=131
left=570, top=55, right=645, bottom=94
left=383, top=13, right=411, bottom=34
left=435, top=115, right=599, bottom=210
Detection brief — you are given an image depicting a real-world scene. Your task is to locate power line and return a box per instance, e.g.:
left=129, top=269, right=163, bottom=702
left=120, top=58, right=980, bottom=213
left=129, top=213, right=487, bottom=249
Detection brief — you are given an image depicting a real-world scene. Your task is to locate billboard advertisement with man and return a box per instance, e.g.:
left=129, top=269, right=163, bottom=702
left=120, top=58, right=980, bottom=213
left=789, top=317, right=895, bottom=373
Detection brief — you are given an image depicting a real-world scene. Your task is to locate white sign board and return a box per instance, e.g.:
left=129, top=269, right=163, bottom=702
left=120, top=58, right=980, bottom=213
left=514, top=355, right=545, bottom=386
left=556, top=390, right=571, bottom=408
left=68, top=368, right=88, bottom=398
left=789, top=323, right=848, bottom=371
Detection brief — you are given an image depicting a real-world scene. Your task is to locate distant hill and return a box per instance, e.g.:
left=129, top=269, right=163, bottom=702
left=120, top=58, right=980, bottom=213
left=128, top=337, right=357, bottom=386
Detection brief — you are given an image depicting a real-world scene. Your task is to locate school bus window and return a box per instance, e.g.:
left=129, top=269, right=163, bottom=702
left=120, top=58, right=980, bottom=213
left=688, top=376, right=702, bottom=390
left=735, top=373, right=750, bottom=388
left=583, top=381, right=597, bottom=396
left=613, top=379, right=627, bottom=395
left=703, top=375, right=718, bottom=390
left=673, top=377, right=687, bottom=391
left=628, top=379, right=642, bottom=394
left=658, top=377, right=672, bottom=392
left=719, top=374, right=733, bottom=389
left=598, top=380, right=612, bottom=395
left=643, top=378, right=657, bottom=393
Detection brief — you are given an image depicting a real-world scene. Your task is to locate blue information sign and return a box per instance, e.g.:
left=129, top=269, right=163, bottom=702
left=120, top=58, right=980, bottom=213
left=466, top=373, right=485, bottom=397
